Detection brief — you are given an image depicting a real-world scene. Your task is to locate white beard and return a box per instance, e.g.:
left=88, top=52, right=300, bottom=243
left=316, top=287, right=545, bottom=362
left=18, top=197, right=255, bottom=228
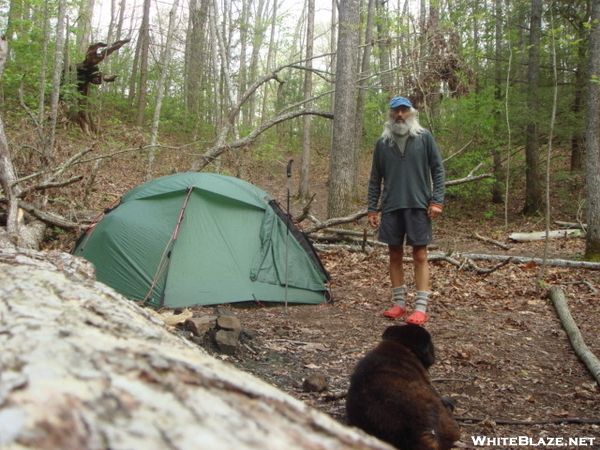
left=391, top=118, right=412, bottom=136
left=381, top=110, right=424, bottom=144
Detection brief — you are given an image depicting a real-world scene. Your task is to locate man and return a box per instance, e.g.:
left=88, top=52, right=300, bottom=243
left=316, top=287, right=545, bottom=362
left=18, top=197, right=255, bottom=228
left=367, top=96, right=445, bottom=325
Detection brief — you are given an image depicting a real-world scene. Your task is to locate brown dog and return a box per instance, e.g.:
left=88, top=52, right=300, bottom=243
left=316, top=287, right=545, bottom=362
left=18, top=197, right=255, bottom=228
left=346, top=324, right=460, bottom=450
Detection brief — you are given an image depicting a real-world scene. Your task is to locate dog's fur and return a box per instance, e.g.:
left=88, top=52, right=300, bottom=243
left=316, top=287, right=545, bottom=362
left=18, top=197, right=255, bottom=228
left=346, top=325, right=460, bottom=450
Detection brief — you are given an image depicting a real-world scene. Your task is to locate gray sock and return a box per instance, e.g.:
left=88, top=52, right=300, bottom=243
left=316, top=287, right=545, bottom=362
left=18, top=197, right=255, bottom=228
left=392, top=286, right=406, bottom=309
left=415, top=291, right=429, bottom=313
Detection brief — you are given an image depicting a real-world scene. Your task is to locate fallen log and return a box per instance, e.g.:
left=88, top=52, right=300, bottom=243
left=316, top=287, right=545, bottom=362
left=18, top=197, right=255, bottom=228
left=548, top=286, right=600, bottom=385
left=508, top=229, right=585, bottom=242
left=447, top=252, right=600, bottom=270
left=0, top=249, right=393, bottom=450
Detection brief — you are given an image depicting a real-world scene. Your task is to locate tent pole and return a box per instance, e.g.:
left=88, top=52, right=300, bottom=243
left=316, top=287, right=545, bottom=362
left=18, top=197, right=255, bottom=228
left=284, top=159, right=293, bottom=315
left=143, top=186, right=194, bottom=305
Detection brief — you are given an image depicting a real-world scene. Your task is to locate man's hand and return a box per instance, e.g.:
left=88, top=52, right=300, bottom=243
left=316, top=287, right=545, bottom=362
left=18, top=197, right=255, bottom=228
left=368, top=213, right=380, bottom=228
left=428, top=204, right=443, bottom=219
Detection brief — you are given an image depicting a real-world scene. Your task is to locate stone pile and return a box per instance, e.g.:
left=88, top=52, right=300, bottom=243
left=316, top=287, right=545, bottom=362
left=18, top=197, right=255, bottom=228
left=184, top=307, right=243, bottom=355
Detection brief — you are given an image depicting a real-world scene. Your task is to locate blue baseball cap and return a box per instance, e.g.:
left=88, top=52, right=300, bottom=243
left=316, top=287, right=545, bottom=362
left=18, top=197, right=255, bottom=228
left=389, top=96, right=412, bottom=109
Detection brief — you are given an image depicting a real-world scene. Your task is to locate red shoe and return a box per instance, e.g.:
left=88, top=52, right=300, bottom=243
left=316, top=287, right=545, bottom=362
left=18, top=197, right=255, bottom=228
left=383, top=305, right=408, bottom=319
left=405, top=310, right=428, bottom=325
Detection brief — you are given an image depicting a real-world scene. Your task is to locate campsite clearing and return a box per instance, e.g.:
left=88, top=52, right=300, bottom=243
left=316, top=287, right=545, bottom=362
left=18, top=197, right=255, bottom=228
left=184, top=217, right=600, bottom=448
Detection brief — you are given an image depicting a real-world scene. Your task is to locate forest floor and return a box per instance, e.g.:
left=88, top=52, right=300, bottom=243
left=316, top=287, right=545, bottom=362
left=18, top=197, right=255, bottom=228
left=184, top=156, right=599, bottom=449
left=49, top=141, right=600, bottom=449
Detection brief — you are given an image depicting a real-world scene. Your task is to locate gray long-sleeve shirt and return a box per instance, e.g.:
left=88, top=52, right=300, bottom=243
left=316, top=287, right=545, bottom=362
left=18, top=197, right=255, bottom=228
left=367, top=130, right=445, bottom=214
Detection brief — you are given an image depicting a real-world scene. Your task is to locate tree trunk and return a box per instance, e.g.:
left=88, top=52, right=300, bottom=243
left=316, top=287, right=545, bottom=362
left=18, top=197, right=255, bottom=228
left=570, top=35, right=587, bottom=172
left=353, top=0, right=375, bottom=195
left=299, top=0, right=315, bottom=200
left=147, top=0, right=180, bottom=180
left=490, top=0, right=504, bottom=204
left=261, top=0, right=278, bottom=123
left=522, top=0, right=543, bottom=215
left=585, top=0, right=600, bottom=260
left=184, top=0, right=207, bottom=117
left=328, top=0, right=361, bottom=219
left=45, top=0, right=67, bottom=161
left=0, top=250, right=394, bottom=450
left=376, top=0, right=393, bottom=98
left=135, top=0, right=151, bottom=127
left=0, top=117, right=20, bottom=244
left=75, top=0, right=95, bottom=55
left=246, top=0, right=267, bottom=132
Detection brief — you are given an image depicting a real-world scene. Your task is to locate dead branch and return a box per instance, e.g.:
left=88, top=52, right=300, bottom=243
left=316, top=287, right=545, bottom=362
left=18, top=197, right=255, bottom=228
left=442, top=138, right=473, bottom=163
left=192, top=109, right=334, bottom=171
left=295, top=193, right=316, bottom=223
left=472, top=233, right=511, bottom=250
left=456, top=417, right=600, bottom=425
left=314, top=243, right=375, bottom=253
left=303, top=211, right=368, bottom=234
left=444, top=163, right=491, bottom=187
left=14, top=147, right=92, bottom=188
left=0, top=198, right=81, bottom=229
left=548, top=286, right=600, bottom=385
left=452, top=252, right=600, bottom=270
left=562, top=281, right=597, bottom=293
left=554, top=221, right=587, bottom=230
left=465, top=257, right=513, bottom=274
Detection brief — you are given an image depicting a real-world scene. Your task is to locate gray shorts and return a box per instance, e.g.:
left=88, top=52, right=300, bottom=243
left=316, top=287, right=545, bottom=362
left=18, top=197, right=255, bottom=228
left=378, top=209, right=432, bottom=246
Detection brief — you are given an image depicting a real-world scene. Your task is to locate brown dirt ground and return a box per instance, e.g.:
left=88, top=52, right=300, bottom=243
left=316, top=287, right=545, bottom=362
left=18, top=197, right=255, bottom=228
left=187, top=225, right=599, bottom=450
left=183, top=156, right=599, bottom=450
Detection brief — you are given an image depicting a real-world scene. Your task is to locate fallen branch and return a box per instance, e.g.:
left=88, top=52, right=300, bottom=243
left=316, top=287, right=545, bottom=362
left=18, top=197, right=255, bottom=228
left=554, top=221, right=587, bottom=230
left=472, top=233, right=510, bottom=250
left=303, top=211, right=368, bottom=234
left=548, top=286, right=600, bottom=385
left=465, top=257, right=513, bottom=274
left=455, top=417, right=600, bottom=425
left=451, top=252, right=600, bottom=270
left=562, top=281, right=597, bottom=293
left=0, top=198, right=82, bottom=229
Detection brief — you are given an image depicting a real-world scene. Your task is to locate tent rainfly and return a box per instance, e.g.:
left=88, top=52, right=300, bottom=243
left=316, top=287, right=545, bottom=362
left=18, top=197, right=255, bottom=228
left=72, top=173, right=330, bottom=308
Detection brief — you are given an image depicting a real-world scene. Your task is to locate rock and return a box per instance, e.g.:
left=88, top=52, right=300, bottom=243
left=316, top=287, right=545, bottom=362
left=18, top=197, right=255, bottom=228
left=303, top=372, right=328, bottom=392
left=215, top=329, right=239, bottom=355
left=217, top=315, right=241, bottom=335
left=186, top=315, right=218, bottom=336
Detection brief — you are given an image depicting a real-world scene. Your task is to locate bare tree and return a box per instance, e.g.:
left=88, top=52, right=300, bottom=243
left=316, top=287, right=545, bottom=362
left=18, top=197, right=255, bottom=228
left=585, top=0, right=600, bottom=260
left=522, top=0, right=543, bottom=215
left=75, top=0, right=95, bottom=55
left=327, top=0, right=361, bottom=218
left=299, top=0, right=315, bottom=200
left=147, top=0, right=181, bottom=180
left=491, top=0, right=504, bottom=204
left=45, top=0, right=67, bottom=161
left=135, top=0, right=151, bottom=126
left=184, top=0, right=210, bottom=119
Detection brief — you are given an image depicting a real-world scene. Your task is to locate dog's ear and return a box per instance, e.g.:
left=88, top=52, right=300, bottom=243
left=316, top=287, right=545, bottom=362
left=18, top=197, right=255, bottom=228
left=382, top=324, right=435, bottom=368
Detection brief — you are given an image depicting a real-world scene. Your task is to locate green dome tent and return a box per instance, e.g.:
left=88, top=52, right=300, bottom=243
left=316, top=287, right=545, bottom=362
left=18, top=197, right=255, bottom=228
left=73, top=173, right=330, bottom=308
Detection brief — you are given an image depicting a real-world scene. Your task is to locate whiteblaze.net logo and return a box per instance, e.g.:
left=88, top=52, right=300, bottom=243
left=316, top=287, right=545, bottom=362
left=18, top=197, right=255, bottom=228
left=470, top=436, right=597, bottom=447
